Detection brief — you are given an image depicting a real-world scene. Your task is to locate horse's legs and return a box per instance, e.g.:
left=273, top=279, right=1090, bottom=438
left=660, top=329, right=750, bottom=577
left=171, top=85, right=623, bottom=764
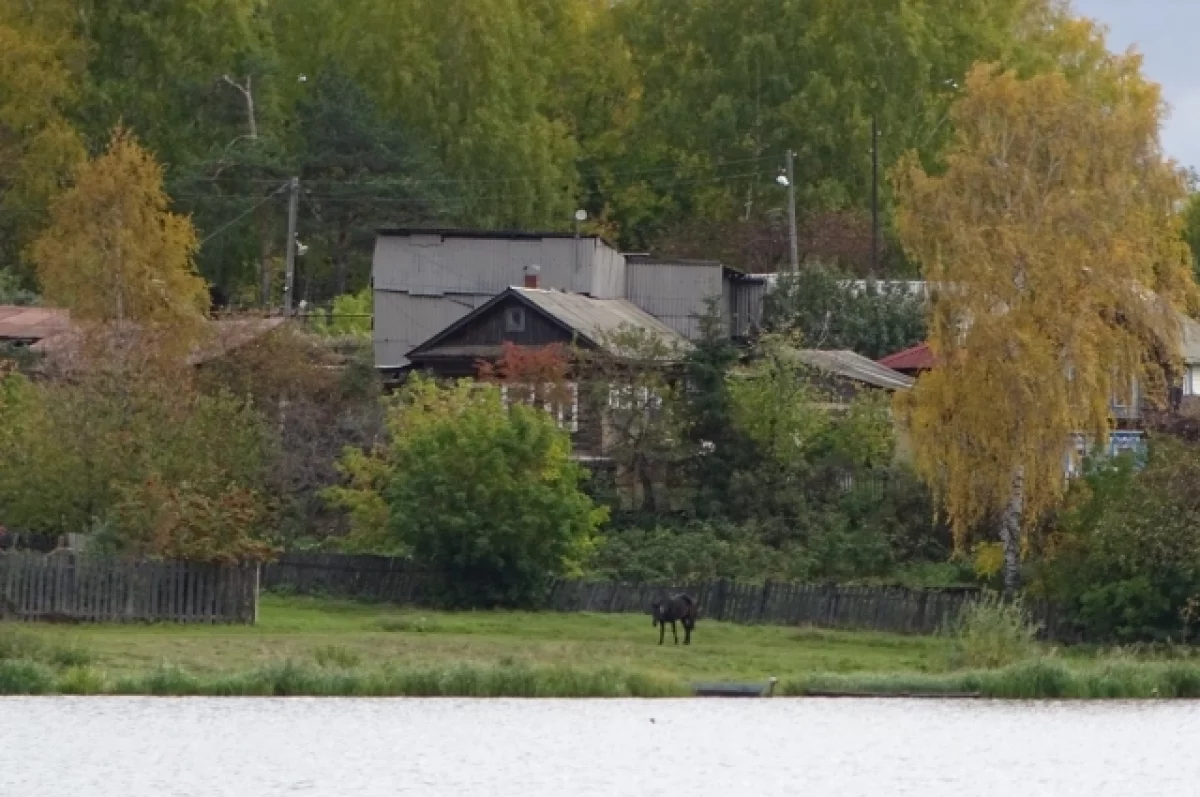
left=683, top=620, right=692, bottom=645
left=658, top=622, right=665, bottom=645
left=671, top=621, right=678, bottom=644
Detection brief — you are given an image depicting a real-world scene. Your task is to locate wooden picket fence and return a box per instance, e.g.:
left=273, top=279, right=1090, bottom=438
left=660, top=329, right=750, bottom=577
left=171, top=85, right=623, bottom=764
left=261, top=553, right=1037, bottom=637
left=547, top=579, right=983, bottom=635
left=261, top=552, right=442, bottom=604
left=0, top=553, right=259, bottom=624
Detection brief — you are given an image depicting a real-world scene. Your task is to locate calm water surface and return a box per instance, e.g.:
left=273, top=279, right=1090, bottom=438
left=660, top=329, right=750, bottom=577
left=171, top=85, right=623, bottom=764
left=2, top=697, right=1197, bottom=796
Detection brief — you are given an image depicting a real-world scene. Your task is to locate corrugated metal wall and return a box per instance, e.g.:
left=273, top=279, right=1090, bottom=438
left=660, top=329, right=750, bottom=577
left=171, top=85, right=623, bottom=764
left=625, top=261, right=723, bottom=340
left=373, top=291, right=491, bottom=367
left=727, top=279, right=770, bottom=338
left=372, top=234, right=632, bottom=366
left=372, top=233, right=779, bottom=365
left=372, top=235, right=626, bottom=298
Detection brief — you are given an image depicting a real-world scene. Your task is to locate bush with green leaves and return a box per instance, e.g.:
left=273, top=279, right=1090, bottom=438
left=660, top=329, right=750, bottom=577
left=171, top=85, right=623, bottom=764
left=762, top=264, right=926, bottom=359
left=1034, top=441, right=1200, bottom=642
left=0, top=370, right=272, bottom=545
left=376, top=376, right=606, bottom=607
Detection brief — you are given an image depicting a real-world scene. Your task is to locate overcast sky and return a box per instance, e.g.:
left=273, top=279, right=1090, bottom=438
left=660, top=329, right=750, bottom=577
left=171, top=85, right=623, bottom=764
left=1071, top=0, right=1200, bottom=169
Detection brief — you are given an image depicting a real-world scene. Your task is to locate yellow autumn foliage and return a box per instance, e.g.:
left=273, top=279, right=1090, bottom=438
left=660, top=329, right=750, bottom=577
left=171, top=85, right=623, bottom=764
left=28, top=127, right=210, bottom=358
left=893, top=30, right=1199, bottom=552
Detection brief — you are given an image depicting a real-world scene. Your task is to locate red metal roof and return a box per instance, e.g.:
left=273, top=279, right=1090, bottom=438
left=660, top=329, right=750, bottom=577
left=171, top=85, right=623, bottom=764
left=878, top=342, right=935, bottom=372
left=0, top=306, right=70, bottom=342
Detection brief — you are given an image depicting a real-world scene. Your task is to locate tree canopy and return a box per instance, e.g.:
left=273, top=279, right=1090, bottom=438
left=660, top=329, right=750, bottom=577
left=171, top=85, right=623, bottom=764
left=893, top=32, right=1198, bottom=590
left=29, top=128, right=209, bottom=348
left=0, top=0, right=1140, bottom=304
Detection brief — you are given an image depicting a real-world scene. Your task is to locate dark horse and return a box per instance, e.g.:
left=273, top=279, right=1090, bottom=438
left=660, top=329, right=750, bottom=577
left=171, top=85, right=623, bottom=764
left=651, top=594, right=697, bottom=645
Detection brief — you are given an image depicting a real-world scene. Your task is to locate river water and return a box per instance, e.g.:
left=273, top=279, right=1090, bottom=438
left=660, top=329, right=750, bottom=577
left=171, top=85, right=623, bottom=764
left=2, top=697, right=1196, bottom=796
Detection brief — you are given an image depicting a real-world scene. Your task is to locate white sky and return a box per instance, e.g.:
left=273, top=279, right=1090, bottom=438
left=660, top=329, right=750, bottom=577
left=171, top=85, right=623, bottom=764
left=1071, top=0, right=1200, bottom=169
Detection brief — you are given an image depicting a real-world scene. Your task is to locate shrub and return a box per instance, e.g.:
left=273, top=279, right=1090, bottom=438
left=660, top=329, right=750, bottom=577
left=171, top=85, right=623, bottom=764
left=111, top=475, right=277, bottom=564
left=946, top=592, right=1040, bottom=669
left=313, top=645, right=362, bottom=668
left=1035, top=441, right=1200, bottom=642
left=381, top=376, right=605, bottom=607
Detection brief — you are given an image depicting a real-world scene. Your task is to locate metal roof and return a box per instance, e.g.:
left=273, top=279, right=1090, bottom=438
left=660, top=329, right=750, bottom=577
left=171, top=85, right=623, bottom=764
left=787, top=348, right=915, bottom=391
left=878, top=343, right=935, bottom=372
left=408, top=287, right=693, bottom=361
left=513, top=288, right=692, bottom=358
left=27, top=314, right=289, bottom=366
left=376, top=227, right=617, bottom=247
left=0, top=306, right=70, bottom=341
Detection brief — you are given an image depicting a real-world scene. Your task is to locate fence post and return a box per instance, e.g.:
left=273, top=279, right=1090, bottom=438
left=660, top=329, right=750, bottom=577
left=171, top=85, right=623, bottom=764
left=757, top=580, right=773, bottom=624
left=712, top=579, right=730, bottom=622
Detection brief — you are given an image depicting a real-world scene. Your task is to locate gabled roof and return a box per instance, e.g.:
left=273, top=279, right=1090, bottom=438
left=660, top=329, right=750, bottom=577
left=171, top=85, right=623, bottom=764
left=0, top=306, right=70, bottom=342
left=786, top=348, right=915, bottom=391
left=408, top=286, right=692, bottom=361
left=878, top=343, right=935, bottom=372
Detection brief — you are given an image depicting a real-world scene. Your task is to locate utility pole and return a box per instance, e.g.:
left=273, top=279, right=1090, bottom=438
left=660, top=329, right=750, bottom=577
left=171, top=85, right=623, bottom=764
left=871, top=114, right=880, bottom=275
left=283, top=177, right=299, bottom=315
left=786, top=149, right=798, bottom=272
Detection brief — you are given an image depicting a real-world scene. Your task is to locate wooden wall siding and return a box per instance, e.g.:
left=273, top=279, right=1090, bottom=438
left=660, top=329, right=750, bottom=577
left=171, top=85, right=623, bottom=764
left=435, top=297, right=573, bottom=349
left=260, top=554, right=1072, bottom=639
left=0, top=554, right=259, bottom=624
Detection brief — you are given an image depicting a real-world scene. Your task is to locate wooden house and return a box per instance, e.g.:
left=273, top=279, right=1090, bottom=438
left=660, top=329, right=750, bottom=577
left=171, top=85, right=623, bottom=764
left=405, top=282, right=692, bottom=460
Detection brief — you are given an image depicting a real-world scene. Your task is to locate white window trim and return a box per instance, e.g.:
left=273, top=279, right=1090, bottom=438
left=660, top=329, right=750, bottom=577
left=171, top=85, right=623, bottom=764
left=500, top=381, right=578, bottom=433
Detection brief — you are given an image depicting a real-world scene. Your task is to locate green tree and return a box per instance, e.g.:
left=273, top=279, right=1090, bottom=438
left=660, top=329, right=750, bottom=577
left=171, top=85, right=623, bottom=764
left=0, top=370, right=271, bottom=537
left=382, top=376, right=604, bottom=607
left=74, top=0, right=277, bottom=169
left=893, top=45, right=1198, bottom=593
left=276, top=0, right=583, bottom=230
left=1037, top=441, right=1200, bottom=642
left=0, top=0, right=85, bottom=275
left=599, top=0, right=1058, bottom=249
left=1183, top=192, right=1200, bottom=282
left=292, top=66, right=455, bottom=296
left=763, top=265, right=927, bottom=358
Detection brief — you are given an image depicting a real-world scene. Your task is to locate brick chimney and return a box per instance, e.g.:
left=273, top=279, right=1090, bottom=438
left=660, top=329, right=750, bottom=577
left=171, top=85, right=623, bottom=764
left=523, top=264, right=541, bottom=289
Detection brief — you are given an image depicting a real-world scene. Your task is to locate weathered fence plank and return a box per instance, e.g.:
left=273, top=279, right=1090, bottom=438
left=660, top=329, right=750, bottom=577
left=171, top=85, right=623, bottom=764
left=0, top=554, right=257, bottom=624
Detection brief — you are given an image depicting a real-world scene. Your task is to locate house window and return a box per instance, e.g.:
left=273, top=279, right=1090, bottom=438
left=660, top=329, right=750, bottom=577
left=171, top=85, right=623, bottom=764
left=499, top=382, right=578, bottom=432
left=505, top=307, right=526, bottom=333
left=608, top=385, right=664, bottom=412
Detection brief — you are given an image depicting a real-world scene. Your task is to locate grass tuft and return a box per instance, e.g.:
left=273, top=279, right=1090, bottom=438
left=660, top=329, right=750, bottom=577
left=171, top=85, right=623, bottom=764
left=944, top=593, right=1040, bottom=670
left=0, top=659, right=54, bottom=694
left=312, top=645, right=362, bottom=669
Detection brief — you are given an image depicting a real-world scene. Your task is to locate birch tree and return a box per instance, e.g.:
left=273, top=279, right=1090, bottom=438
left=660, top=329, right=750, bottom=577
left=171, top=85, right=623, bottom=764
left=29, top=127, right=210, bottom=355
left=893, top=40, right=1198, bottom=593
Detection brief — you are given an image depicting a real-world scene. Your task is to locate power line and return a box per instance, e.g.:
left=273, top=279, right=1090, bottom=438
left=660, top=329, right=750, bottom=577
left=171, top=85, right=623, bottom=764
left=175, top=155, right=782, bottom=188
left=197, top=184, right=287, bottom=245
left=175, top=171, right=774, bottom=207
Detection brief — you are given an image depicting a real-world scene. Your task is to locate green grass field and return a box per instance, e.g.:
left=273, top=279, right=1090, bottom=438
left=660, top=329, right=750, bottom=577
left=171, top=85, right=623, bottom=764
left=3, top=594, right=1200, bottom=698
left=2, top=594, right=952, bottom=681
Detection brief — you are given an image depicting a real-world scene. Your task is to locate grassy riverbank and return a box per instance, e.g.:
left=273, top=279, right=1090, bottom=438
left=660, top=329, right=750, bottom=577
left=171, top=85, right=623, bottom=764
left=1, top=594, right=1198, bottom=698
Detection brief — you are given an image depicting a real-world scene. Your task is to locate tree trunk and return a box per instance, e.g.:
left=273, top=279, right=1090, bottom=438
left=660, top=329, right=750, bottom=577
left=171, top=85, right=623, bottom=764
left=999, top=467, right=1024, bottom=595
left=258, top=205, right=273, bottom=309
left=635, top=451, right=656, bottom=513
left=334, top=227, right=350, bottom=297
